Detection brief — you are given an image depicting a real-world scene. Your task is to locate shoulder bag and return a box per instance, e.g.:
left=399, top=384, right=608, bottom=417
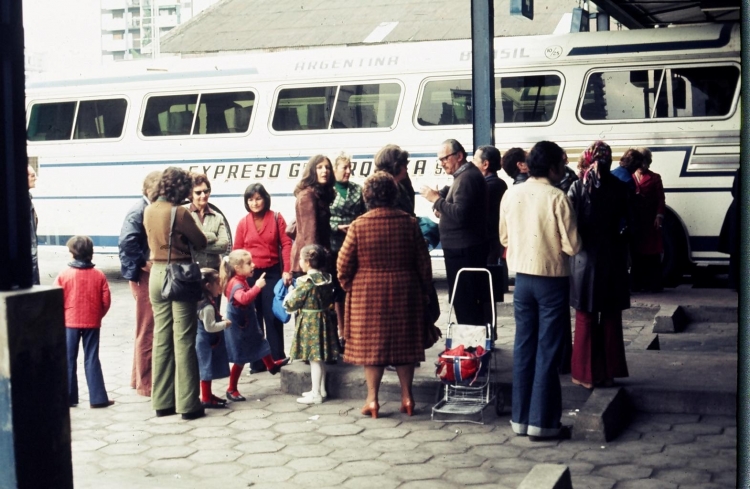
left=161, top=206, right=203, bottom=302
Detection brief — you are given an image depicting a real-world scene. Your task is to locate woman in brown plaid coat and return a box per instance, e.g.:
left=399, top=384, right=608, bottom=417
left=337, top=171, right=432, bottom=419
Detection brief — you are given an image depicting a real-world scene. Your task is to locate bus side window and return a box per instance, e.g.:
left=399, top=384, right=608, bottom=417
left=416, top=79, right=473, bottom=126
left=193, top=91, right=255, bottom=135
left=27, top=101, right=77, bottom=141
left=655, top=66, right=739, bottom=119
left=332, top=83, right=401, bottom=129
left=496, top=74, right=561, bottom=124
left=272, top=86, right=336, bottom=131
left=141, top=94, right=198, bottom=137
left=73, top=99, right=128, bottom=139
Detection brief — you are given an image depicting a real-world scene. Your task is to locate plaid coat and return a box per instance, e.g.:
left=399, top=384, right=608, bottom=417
left=337, top=207, right=432, bottom=365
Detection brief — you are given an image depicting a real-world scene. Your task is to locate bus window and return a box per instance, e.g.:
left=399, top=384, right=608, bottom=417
left=272, top=86, right=336, bottom=131
left=496, top=74, right=561, bottom=123
left=331, top=83, right=401, bottom=129
left=141, top=94, right=198, bottom=136
left=417, top=79, right=473, bottom=126
left=194, top=91, right=255, bottom=135
left=581, top=65, right=739, bottom=122
left=27, top=101, right=77, bottom=141
left=73, top=99, right=128, bottom=139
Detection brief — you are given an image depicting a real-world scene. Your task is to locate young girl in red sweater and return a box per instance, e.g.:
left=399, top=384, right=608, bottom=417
left=220, top=250, right=289, bottom=401
left=54, top=236, right=113, bottom=409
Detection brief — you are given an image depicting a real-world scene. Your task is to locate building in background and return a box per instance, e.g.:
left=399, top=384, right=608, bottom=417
left=100, top=0, right=219, bottom=62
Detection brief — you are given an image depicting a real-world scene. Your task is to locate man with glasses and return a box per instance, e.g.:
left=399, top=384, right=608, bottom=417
left=420, top=139, right=488, bottom=325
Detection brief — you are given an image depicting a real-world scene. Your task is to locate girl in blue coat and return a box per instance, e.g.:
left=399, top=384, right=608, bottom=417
left=196, top=269, right=231, bottom=408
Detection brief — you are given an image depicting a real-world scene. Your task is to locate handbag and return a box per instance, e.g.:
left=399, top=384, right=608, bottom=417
left=272, top=278, right=292, bottom=323
left=435, top=345, right=485, bottom=385
left=286, top=219, right=297, bottom=240
left=161, top=206, right=203, bottom=302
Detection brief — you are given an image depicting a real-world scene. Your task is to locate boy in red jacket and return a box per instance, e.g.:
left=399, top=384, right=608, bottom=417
left=54, top=236, right=113, bottom=408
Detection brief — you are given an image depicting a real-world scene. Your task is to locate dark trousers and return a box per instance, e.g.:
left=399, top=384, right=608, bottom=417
left=511, top=273, right=568, bottom=437
left=66, top=328, right=108, bottom=406
left=631, top=253, right=662, bottom=292
left=444, top=241, right=489, bottom=325
left=249, top=265, right=285, bottom=371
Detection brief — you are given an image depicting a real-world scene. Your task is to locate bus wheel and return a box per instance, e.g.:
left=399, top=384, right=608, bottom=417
left=661, top=212, right=688, bottom=287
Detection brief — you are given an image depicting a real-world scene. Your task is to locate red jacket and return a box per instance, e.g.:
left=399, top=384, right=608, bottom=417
left=54, top=266, right=111, bottom=328
left=233, top=211, right=292, bottom=272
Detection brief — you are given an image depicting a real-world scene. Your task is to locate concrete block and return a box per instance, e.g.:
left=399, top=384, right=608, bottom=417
left=517, top=464, right=573, bottom=489
left=653, top=305, right=687, bottom=333
left=626, top=333, right=660, bottom=351
left=0, top=287, right=73, bottom=489
left=680, top=305, right=738, bottom=323
left=573, top=387, right=632, bottom=442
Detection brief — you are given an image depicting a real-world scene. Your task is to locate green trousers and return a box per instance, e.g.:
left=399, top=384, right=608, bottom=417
left=149, top=263, right=201, bottom=414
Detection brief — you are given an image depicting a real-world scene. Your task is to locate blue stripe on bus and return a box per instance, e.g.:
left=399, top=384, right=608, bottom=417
left=26, top=67, right=260, bottom=90
left=568, top=23, right=733, bottom=56
left=39, top=153, right=439, bottom=169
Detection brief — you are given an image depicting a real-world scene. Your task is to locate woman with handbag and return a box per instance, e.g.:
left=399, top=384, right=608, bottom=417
left=337, top=172, right=432, bottom=418
left=233, top=183, right=293, bottom=369
left=144, top=167, right=208, bottom=420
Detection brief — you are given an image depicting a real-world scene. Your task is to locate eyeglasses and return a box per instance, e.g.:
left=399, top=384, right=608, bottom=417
left=194, top=189, right=210, bottom=196
left=438, top=152, right=457, bottom=163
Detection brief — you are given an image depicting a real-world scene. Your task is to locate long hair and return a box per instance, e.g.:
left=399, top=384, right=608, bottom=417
left=157, top=167, right=193, bottom=204
left=220, top=249, right=251, bottom=296
left=200, top=268, right=220, bottom=303
left=294, top=154, right=335, bottom=205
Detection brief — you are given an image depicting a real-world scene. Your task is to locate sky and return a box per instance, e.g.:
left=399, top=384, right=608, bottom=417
left=23, top=0, right=104, bottom=73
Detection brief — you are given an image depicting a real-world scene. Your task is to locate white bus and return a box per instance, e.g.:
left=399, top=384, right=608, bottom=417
left=26, top=22, right=740, bottom=282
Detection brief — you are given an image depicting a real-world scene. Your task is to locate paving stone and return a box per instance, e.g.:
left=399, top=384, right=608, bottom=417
left=227, top=408, right=273, bottom=420
left=264, top=401, right=309, bottom=413
left=234, top=440, right=285, bottom=454
left=189, top=426, right=238, bottom=438
left=646, top=413, right=701, bottom=425
left=678, top=484, right=731, bottom=489
left=98, top=454, right=152, bottom=470
left=723, top=426, right=737, bottom=438
left=272, top=421, right=320, bottom=434
left=709, top=471, right=738, bottom=486
left=574, top=448, right=634, bottom=465
left=146, top=434, right=196, bottom=447
left=695, top=433, right=737, bottom=449
left=594, top=464, right=653, bottom=480
left=361, top=427, right=411, bottom=439
left=143, top=423, right=194, bottom=435
left=639, top=431, right=696, bottom=445
left=96, top=468, right=150, bottom=481
left=317, top=423, right=365, bottom=436
left=308, top=413, right=358, bottom=426
left=377, top=449, right=433, bottom=465
left=606, top=440, right=664, bottom=454
left=111, top=411, right=155, bottom=422
left=233, top=429, right=279, bottom=442
left=285, top=456, right=340, bottom=471
left=303, top=402, right=356, bottom=415
left=332, top=444, right=384, bottom=463
left=454, top=431, right=508, bottom=446
left=469, top=444, right=523, bottom=459
left=187, top=449, right=242, bottom=464
left=72, top=463, right=102, bottom=478
left=101, top=431, right=152, bottom=444
left=321, top=434, right=374, bottom=449
left=400, top=479, right=469, bottom=489
left=237, top=452, right=292, bottom=468
left=266, top=411, right=313, bottom=423
left=636, top=452, right=689, bottom=469
left=390, top=463, right=446, bottom=481
left=397, top=420, right=446, bottom=432
left=144, top=458, right=196, bottom=475
left=687, top=454, right=736, bottom=472
left=275, top=432, right=327, bottom=446
left=429, top=453, right=486, bottom=469
left=106, top=422, right=151, bottom=433
left=700, top=415, right=736, bottom=428
left=143, top=445, right=197, bottom=460
left=614, top=479, right=677, bottom=489
left=188, top=437, right=239, bottom=450
left=335, top=460, right=391, bottom=476
left=343, top=475, right=401, bottom=489
left=404, top=429, right=456, bottom=442
left=495, top=472, right=530, bottom=488
left=71, top=439, right=108, bottom=451
left=228, top=418, right=276, bottom=431
left=368, top=438, right=419, bottom=452
left=240, top=467, right=297, bottom=485
left=71, top=428, right=110, bottom=441
left=421, top=440, right=470, bottom=455
left=355, top=417, right=403, bottom=429
left=523, top=446, right=583, bottom=464
left=567, top=461, right=596, bottom=475
left=443, top=468, right=500, bottom=486
left=654, top=468, right=713, bottom=485
left=98, top=442, right=150, bottom=455
left=72, top=450, right=103, bottom=465
left=189, top=462, right=244, bottom=479
left=482, top=458, right=535, bottom=474
left=672, top=422, right=723, bottom=435
left=281, top=444, right=334, bottom=458
left=289, top=469, right=348, bottom=486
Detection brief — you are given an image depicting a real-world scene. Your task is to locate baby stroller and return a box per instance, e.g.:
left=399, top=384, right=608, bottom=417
left=431, top=268, right=504, bottom=424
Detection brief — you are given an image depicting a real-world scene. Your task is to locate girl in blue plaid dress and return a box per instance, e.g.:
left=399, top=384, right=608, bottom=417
left=284, top=244, right=339, bottom=405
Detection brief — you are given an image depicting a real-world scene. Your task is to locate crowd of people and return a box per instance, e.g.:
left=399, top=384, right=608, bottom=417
left=50, top=137, right=673, bottom=433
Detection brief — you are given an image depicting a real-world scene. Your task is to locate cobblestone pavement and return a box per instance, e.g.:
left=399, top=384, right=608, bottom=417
left=39, top=251, right=737, bottom=488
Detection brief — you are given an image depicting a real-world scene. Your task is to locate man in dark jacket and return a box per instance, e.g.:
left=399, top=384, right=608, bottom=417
left=421, top=139, right=488, bottom=325
left=472, top=145, right=507, bottom=265
left=118, top=170, right=161, bottom=397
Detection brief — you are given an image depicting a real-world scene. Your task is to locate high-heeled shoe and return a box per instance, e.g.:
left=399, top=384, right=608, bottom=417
left=360, top=401, right=379, bottom=419
left=399, top=399, right=415, bottom=416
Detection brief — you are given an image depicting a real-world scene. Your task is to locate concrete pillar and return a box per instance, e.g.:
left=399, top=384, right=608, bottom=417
left=471, top=0, right=495, bottom=148
left=0, top=288, right=73, bottom=488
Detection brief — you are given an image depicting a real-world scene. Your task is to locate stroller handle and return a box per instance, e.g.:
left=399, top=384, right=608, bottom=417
left=447, top=268, right=496, bottom=327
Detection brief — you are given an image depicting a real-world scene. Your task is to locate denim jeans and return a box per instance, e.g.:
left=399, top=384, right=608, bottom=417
left=511, top=273, right=569, bottom=437
left=67, top=328, right=108, bottom=406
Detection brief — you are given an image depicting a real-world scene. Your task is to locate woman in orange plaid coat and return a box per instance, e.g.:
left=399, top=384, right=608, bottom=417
left=337, top=171, right=432, bottom=419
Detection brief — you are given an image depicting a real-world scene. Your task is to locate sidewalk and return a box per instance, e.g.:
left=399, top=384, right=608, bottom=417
left=37, top=249, right=737, bottom=489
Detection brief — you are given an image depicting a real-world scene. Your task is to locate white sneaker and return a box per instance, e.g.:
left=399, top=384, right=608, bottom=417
left=302, top=389, right=327, bottom=399
left=297, top=394, right=323, bottom=404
